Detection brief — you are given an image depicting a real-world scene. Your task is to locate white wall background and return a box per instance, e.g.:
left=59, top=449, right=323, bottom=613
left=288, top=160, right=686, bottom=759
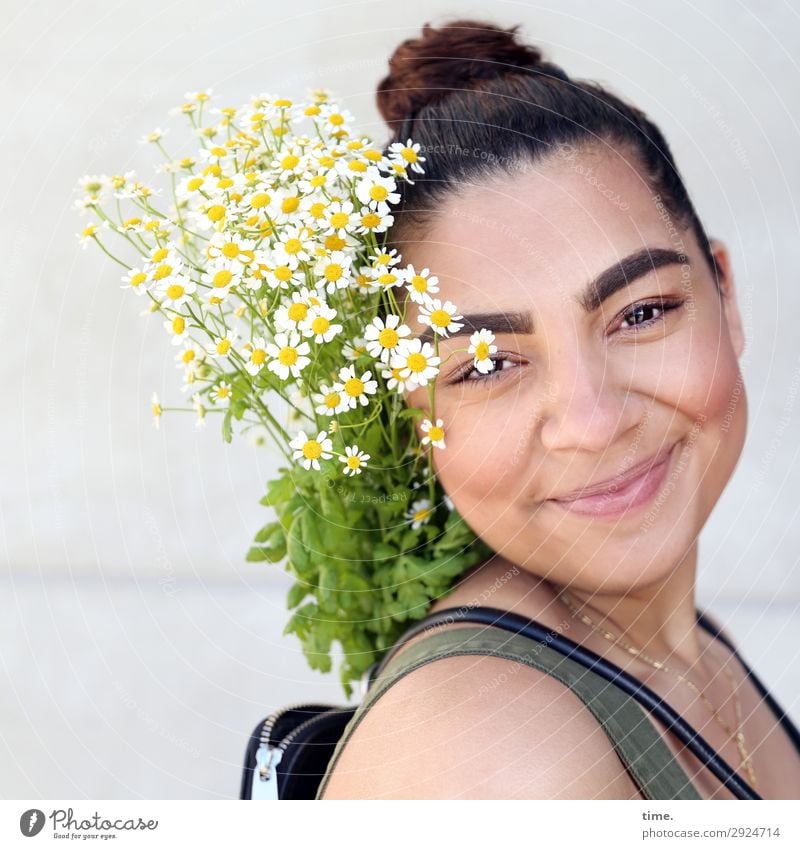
left=2, top=0, right=799, bottom=798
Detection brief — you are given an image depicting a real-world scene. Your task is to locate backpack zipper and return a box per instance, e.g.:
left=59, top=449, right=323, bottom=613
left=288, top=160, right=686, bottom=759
left=250, top=703, right=333, bottom=800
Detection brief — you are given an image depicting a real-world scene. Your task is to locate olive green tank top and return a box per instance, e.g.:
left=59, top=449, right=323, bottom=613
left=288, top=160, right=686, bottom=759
left=315, top=624, right=701, bottom=799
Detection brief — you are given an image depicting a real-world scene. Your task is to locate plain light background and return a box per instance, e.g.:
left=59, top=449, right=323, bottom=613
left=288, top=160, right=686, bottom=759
left=3, top=0, right=799, bottom=798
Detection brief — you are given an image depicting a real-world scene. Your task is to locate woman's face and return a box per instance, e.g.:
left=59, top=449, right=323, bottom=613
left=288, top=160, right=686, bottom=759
left=401, top=144, right=747, bottom=594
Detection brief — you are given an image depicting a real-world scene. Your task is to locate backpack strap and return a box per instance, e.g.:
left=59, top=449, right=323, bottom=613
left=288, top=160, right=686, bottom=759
left=316, top=625, right=701, bottom=800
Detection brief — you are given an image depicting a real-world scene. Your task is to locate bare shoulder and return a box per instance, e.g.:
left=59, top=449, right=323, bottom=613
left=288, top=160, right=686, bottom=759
left=319, top=638, right=642, bottom=800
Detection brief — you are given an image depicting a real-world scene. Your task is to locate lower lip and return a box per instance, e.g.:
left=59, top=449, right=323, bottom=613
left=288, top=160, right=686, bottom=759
left=549, top=442, right=678, bottom=519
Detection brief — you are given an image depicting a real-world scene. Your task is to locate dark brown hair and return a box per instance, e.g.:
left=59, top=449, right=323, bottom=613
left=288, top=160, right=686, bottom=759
left=375, top=18, right=718, bottom=279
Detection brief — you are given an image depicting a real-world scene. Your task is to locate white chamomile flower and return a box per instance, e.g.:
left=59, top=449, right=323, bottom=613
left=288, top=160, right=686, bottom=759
left=299, top=303, right=342, bottom=343
left=289, top=429, right=333, bottom=471
left=157, top=273, right=196, bottom=309
left=200, top=259, right=243, bottom=300
left=314, top=250, right=353, bottom=295
left=151, top=392, right=162, bottom=430
left=355, top=165, right=400, bottom=208
left=313, top=383, right=348, bottom=416
left=420, top=417, right=446, bottom=449
left=141, top=127, right=167, bottom=144
left=322, top=200, right=357, bottom=238
left=273, top=287, right=325, bottom=332
left=164, top=313, right=189, bottom=345
left=334, top=364, right=378, bottom=409
left=387, top=138, right=427, bottom=174
left=210, top=380, right=232, bottom=408
left=247, top=424, right=270, bottom=448
left=205, top=232, right=257, bottom=270
left=380, top=364, right=418, bottom=394
left=468, top=328, right=498, bottom=374
left=205, top=329, right=238, bottom=360
left=405, top=264, right=440, bottom=304
left=264, top=253, right=303, bottom=291
left=355, top=203, right=393, bottom=235
left=121, top=267, right=149, bottom=295
left=271, top=225, right=314, bottom=265
left=339, top=445, right=370, bottom=476
left=371, top=248, right=402, bottom=268
left=265, top=331, right=311, bottom=380
left=417, top=297, right=464, bottom=338
left=175, top=341, right=203, bottom=372
left=76, top=220, right=110, bottom=249
left=343, top=335, right=370, bottom=361
left=364, top=314, right=412, bottom=364
left=406, top=497, right=434, bottom=529
left=390, top=338, right=441, bottom=387
left=372, top=263, right=406, bottom=290
left=319, top=103, right=356, bottom=135
left=242, top=337, right=269, bottom=375
left=191, top=392, right=207, bottom=429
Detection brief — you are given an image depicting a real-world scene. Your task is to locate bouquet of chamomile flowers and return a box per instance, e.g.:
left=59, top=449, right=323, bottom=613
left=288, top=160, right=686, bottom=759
left=74, top=88, right=495, bottom=696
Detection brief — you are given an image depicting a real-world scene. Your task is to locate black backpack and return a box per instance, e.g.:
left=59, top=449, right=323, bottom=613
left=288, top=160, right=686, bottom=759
left=239, top=605, right=765, bottom=800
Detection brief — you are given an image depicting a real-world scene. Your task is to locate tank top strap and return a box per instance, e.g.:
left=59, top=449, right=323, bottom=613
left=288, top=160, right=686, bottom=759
left=316, top=624, right=701, bottom=800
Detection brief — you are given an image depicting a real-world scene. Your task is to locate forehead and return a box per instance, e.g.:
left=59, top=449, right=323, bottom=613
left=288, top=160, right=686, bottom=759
left=406, top=145, right=677, bottom=309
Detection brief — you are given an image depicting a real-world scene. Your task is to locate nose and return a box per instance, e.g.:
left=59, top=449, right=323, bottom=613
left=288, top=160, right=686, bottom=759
left=537, top=341, right=641, bottom=454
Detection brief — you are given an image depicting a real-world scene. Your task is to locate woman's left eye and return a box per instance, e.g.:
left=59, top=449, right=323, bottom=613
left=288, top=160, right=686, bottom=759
left=619, top=299, right=684, bottom=331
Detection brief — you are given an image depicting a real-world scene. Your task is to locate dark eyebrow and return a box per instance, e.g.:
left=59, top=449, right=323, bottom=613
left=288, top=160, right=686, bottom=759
left=416, top=247, right=688, bottom=346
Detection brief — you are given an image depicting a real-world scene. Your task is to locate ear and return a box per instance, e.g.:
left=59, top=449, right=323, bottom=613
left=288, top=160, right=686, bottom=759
left=708, top=238, right=745, bottom=360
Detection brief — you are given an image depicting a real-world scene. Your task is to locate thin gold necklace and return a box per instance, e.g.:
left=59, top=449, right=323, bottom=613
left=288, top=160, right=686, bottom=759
left=557, top=589, right=758, bottom=789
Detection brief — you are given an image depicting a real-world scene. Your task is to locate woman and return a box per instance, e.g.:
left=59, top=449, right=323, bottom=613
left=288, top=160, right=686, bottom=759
left=318, top=18, right=800, bottom=799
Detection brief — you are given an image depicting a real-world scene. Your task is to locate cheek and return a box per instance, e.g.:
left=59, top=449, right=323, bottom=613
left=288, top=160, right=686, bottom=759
left=432, top=407, right=530, bottom=503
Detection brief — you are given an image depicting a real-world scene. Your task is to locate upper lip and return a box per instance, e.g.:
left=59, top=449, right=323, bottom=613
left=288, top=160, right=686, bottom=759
left=551, top=442, right=676, bottom=502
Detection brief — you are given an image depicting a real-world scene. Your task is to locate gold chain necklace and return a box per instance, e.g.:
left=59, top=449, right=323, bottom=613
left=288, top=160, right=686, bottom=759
left=557, top=589, right=758, bottom=789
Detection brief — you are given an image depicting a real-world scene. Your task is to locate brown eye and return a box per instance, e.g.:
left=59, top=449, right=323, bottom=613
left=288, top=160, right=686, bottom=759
left=619, top=299, right=683, bottom=331
left=449, top=354, right=520, bottom=386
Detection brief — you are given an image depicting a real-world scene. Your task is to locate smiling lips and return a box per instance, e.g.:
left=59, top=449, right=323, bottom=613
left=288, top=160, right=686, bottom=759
left=549, top=442, right=678, bottom=518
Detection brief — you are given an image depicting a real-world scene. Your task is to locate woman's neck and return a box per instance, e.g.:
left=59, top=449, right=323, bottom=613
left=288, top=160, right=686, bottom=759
left=552, top=541, right=705, bottom=669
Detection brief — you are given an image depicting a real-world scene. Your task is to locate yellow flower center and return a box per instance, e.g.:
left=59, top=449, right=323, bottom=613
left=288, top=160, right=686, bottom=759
left=361, top=212, right=380, bottom=229
left=250, top=192, right=270, bottom=209
left=311, top=316, right=330, bottom=334
left=369, top=184, right=388, bottom=202
left=280, top=154, right=300, bottom=170
left=251, top=348, right=266, bottom=365
left=221, top=242, right=240, bottom=258
left=411, top=274, right=427, bottom=292
left=216, top=338, right=231, bottom=355
left=213, top=269, right=233, bottom=288
left=377, top=272, right=397, bottom=287
left=278, top=346, right=298, bottom=366
left=430, top=309, right=451, bottom=328
left=329, top=211, right=349, bottom=229
left=275, top=266, right=293, bottom=282
left=428, top=425, right=444, bottom=442
left=324, top=392, right=340, bottom=409
left=303, top=439, right=322, bottom=460
left=348, top=160, right=367, bottom=173
left=474, top=341, right=489, bottom=359
left=413, top=507, right=432, bottom=523
left=207, top=205, right=226, bottom=222
left=406, top=352, right=427, bottom=373
left=344, top=377, right=364, bottom=397
left=166, top=283, right=184, bottom=300
left=378, top=327, right=399, bottom=348
left=130, top=272, right=147, bottom=288
left=324, top=263, right=343, bottom=282
left=172, top=316, right=185, bottom=334
left=182, top=349, right=195, bottom=364
left=281, top=196, right=300, bottom=213
left=287, top=302, right=308, bottom=322
left=401, top=147, right=418, bottom=163
left=217, top=385, right=231, bottom=399
left=153, top=263, right=173, bottom=280
left=187, top=177, right=204, bottom=192
left=346, top=455, right=361, bottom=469
left=283, top=238, right=302, bottom=255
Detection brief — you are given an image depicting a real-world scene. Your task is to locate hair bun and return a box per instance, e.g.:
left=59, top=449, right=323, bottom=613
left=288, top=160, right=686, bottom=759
left=377, top=18, right=562, bottom=132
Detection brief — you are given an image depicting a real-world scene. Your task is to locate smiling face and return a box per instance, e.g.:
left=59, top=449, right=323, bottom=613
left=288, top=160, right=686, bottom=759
left=400, top=143, right=748, bottom=595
